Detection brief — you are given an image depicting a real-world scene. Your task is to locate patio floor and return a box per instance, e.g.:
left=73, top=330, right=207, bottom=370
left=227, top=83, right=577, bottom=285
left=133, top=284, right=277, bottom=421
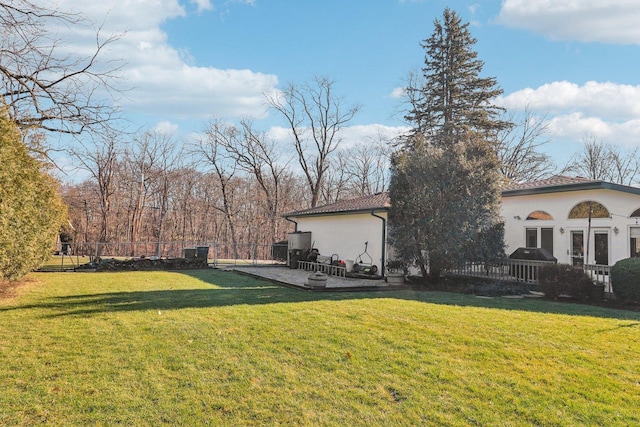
left=225, top=265, right=399, bottom=291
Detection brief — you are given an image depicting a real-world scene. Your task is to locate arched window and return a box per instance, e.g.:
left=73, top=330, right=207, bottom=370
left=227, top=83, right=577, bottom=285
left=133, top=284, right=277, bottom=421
left=526, top=210, right=553, bottom=220
left=568, top=201, right=610, bottom=219
left=631, top=207, right=640, bottom=217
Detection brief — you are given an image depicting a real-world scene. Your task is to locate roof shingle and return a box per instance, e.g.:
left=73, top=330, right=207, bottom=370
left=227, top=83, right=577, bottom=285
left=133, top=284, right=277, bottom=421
left=286, top=192, right=390, bottom=217
left=287, top=176, right=640, bottom=218
left=503, top=175, right=595, bottom=192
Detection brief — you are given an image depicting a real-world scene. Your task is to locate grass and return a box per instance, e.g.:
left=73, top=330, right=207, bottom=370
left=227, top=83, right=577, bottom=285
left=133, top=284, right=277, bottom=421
left=1, top=269, right=639, bottom=426
left=39, top=255, right=93, bottom=271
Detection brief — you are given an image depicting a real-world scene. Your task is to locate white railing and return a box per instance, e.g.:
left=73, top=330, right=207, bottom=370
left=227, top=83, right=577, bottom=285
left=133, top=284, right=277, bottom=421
left=297, top=261, right=347, bottom=277
left=447, top=259, right=556, bottom=284
left=584, top=264, right=611, bottom=293
left=449, top=259, right=613, bottom=291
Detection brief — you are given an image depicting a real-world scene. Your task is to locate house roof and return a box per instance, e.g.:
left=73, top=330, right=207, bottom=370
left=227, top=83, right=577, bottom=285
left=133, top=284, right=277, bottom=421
left=285, top=192, right=390, bottom=217
left=286, top=176, right=640, bottom=218
left=502, top=175, right=640, bottom=197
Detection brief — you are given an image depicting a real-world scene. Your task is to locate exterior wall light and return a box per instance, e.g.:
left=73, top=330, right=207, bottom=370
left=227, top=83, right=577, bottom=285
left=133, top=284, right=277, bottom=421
left=614, top=226, right=619, bottom=235
left=559, top=227, right=565, bottom=234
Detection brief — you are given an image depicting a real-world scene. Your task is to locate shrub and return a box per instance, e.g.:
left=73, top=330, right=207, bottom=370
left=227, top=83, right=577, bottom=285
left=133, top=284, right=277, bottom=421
left=538, top=263, right=592, bottom=300
left=0, top=112, right=66, bottom=280
left=611, top=257, right=640, bottom=302
left=386, top=259, right=408, bottom=275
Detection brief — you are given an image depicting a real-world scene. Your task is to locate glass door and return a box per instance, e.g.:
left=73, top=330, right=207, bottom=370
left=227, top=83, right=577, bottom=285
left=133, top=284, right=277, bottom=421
left=594, top=232, right=609, bottom=265
left=571, top=231, right=584, bottom=267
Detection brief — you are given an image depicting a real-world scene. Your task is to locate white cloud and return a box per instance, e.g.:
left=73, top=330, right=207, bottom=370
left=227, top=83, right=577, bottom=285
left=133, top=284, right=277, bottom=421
left=497, top=81, right=640, bottom=148
left=498, top=0, right=640, bottom=44
left=496, top=81, right=640, bottom=121
left=544, top=113, right=640, bottom=149
left=389, top=87, right=406, bottom=99
left=267, top=124, right=409, bottom=151
left=545, top=113, right=612, bottom=139
left=153, top=121, right=179, bottom=135
left=191, top=0, right=214, bottom=12
left=33, top=0, right=277, bottom=122
left=339, top=124, right=410, bottom=149
left=266, top=126, right=292, bottom=143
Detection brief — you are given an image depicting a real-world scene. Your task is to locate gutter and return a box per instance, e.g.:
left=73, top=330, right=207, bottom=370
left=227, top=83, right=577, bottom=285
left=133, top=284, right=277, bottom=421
left=284, top=215, right=298, bottom=232
left=502, top=181, right=640, bottom=197
left=370, top=210, right=386, bottom=276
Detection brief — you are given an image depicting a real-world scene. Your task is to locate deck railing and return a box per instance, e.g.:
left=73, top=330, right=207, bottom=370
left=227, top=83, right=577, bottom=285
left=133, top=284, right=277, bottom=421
left=448, top=259, right=613, bottom=290
left=447, top=259, right=555, bottom=284
left=584, top=264, right=611, bottom=293
left=297, top=261, right=347, bottom=277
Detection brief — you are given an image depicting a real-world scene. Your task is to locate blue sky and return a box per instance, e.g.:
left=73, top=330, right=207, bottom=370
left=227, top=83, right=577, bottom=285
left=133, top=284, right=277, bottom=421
left=48, top=0, right=640, bottom=177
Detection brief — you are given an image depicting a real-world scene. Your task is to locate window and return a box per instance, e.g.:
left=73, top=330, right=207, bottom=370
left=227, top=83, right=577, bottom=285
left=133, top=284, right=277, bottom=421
left=526, top=210, right=553, bottom=220
left=631, top=208, right=640, bottom=217
left=631, top=227, right=640, bottom=257
left=525, top=227, right=554, bottom=255
left=568, top=201, right=610, bottom=219
left=541, top=228, right=553, bottom=255
left=526, top=228, right=537, bottom=247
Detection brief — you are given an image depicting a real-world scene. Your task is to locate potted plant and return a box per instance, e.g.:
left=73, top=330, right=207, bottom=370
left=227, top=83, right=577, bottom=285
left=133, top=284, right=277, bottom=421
left=385, top=260, right=407, bottom=285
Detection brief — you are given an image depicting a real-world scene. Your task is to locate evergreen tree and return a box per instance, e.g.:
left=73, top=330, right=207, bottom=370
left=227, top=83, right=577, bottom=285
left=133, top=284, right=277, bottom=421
left=0, top=110, right=66, bottom=280
left=389, top=9, right=508, bottom=282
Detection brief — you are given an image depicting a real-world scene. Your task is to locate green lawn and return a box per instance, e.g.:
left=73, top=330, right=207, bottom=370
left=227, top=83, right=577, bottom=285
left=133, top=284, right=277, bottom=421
left=39, top=255, right=93, bottom=271
left=1, top=270, right=639, bottom=426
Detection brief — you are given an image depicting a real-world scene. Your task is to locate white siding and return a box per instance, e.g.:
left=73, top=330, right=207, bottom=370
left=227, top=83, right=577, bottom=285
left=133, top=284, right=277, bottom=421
left=295, top=212, right=387, bottom=269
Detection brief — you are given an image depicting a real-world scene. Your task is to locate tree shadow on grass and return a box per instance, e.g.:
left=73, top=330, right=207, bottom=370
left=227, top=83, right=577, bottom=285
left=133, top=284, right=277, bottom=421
left=3, top=269, right=640, bottom=322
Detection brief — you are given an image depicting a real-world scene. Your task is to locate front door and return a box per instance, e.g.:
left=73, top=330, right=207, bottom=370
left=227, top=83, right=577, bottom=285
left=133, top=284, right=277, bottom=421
left=594, top=232, right=609, bottom=265
left=571, top=231, right=584, bottom=267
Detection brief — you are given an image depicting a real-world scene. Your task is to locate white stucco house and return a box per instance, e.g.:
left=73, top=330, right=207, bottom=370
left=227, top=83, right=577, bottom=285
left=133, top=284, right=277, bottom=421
left=284, top=176, right=640, bottom=274
left=502, top=176, right=640, bottom=267
left=284, top=192, right=390, bottom=274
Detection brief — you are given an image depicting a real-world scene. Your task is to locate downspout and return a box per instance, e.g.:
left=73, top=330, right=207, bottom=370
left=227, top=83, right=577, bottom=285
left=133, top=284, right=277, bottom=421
left=371, top=210, right=386, bottom=276
left=284, top=215, right=298, bottom=232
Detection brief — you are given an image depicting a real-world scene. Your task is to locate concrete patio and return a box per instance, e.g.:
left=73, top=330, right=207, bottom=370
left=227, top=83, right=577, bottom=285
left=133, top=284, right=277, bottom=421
left=225, top=265, right=399, bottom=291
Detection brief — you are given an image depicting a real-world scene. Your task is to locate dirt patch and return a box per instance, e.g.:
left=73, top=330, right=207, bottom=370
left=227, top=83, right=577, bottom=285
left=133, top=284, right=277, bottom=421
left=0, top=277, right=36, bottom=300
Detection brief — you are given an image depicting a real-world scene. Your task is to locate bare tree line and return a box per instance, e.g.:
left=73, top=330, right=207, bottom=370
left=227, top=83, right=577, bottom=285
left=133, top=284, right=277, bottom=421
left=62, top=125, right=393, bottom=254
left=62, top=95, right=640, bottom=257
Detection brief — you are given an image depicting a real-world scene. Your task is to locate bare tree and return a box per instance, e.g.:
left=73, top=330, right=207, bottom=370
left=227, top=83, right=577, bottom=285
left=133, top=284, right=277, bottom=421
left=321, top=149, right=351, bottom=204
left=0, top=1, right=122, bottom=142
left=344, top=130, right=392, bottom=196
left=147, top=134, right=183, bottom=256
left=266, top=76, right=360, bottom=207
left=567, top=135, right=614, bottom=181
left=608, top=145, right=640, bottom=186
left=567, top=135, right=640, bottom=185
left=68, top=130, right=123, bottom=252
left=218, top=118, right=292, bottom=240
left=497, top=107, right=555, bottom=183
left=192, top=120, right=241, bottom=257
left=122, top=130, right=181, bottom=256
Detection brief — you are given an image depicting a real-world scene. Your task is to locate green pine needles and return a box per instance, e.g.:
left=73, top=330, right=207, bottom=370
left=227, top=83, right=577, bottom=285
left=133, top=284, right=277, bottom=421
left=389, top=8, right=508, bottom=282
